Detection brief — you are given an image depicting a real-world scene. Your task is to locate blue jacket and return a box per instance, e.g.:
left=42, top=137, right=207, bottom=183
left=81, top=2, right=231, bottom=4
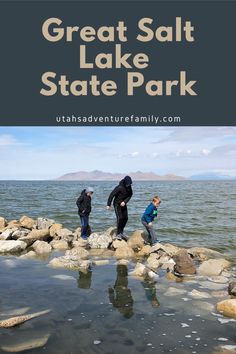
left=142, top=203, right=158, bottom=223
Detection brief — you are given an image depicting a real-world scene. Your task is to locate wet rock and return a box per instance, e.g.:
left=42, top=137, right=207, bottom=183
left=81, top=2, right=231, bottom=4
left=55, top=228, right=74, bottom=242
left=146, top=253, right=161, bottom=270
left=72, top=238, right=88, bottom=248
left=89, top=248, right=114, bottom=258
left=32, top=240, right=52, bottom=254
left=112, top=239, right=127, bottom=249
left=49, top=255, right=91, bottom=270
left=164, top=287, right=187, bottom=296
left=200, top=281, right=227, bottom=291
left=161, top=258, right=176, bottom=271
left=20, top=250, right=37, bottom=259
left=188, top=247, right=222, bottom=261
left=65, top=247, right=89, bottom=259
left=193, top=301, right=214, bottom=312
left=0, top=228, right=17, bottom=240
left=129, top=263, right=148, bottom=278
left=49, top=223, right=63, bottom=237
left=211, top=290, right=229, bottom=298
left=216, top=299, right=236, bottom=318
left=88, top=232, right=112, bottom=249
left=0, top=240, right=27, bottom=253
left=21, top=228, right=50, bottom=244
left=93, top=259, right=110, bottom=266
left=114, top=245, right=135, bottom=259
left=105, top=226, right=117, bottom=238
left=73, top=226, right=82, bottom=240
left=37, top=217, right=55, bottom=230
left=228, top=281, right=236, bottom=296
left=11, top=228, right=31, bottom=240
left=127, top=230, right=145, bottom=250
left=208, top=276, right=229, bottom=284
left=173, top=249, right=196, bottom=275
left=1, top=334, right=50, bottom=352
left=50, top=240, right=69, bottom=251
left=117, top=259, right=129, bottom=266
left=188, top=289, right=211, bottom=299
left=159, top=243, right=180, bottom=257
left=136, top=245, right=152, bottom=257
left=198, top=259, right=230, bottom=276
left=166, top=272, right=179, bottom=281
left=19, top=215, right=36, bottom=229
left=0, top=216, right=7, bottom=229
left=0, top=309, right=50, bottom=328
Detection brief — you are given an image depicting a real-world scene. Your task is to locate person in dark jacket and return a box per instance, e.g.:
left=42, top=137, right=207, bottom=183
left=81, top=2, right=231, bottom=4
left=141, top=196, right=161, bottom=245
left=76, top=187, right=94, bottom=239
left=107, top=176, right=133, bottom=240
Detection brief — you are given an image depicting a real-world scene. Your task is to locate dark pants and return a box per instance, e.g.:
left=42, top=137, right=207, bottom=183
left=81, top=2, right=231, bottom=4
left=80, top=215, right=89, bottom=238
left=114, top=204, right=128, bottom=235
left=141, top=218, right=157, bottom=244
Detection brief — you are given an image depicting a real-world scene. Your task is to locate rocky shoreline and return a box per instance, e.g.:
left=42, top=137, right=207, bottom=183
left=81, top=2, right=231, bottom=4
left=0, top=215, right=236, bottom=320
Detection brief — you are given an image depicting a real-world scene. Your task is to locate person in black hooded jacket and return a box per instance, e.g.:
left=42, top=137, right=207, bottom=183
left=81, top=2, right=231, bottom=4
left=76, top=187, right=94, bottom=239
left=107, top=176, right=133, bottom=240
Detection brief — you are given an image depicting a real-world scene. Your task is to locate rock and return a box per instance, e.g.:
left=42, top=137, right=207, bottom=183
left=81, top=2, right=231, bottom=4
left=136, top=245, right=152, bottom=257
left=193, top=301, right=214, bottom=312
left=0, top=228, right=17, bottom=240
left=11, top=228, right=31, bottom=240
left=65, top=247, right=89, bottom=259
left=49, top=256, right=91, bottom=270
left=32, top=240, right=52, bottom=254
left=0, top=240, right=27, bottom=253
left=50, top=240, right=69, bottom=251
left=166, top=272, right=178, bottom=281
left=56, top=228, right=74, bottom=242
left=188, top=247, right=222, bottom=261
left=117, top=259, right=129, bottom=266
left=188, top=289, right=212, bottom=299
left=200, top=281, right=227, bottom=291
left=73, top=227, right=82, bottom=240
left=161, top=258, right=176, bottom=271
left=37, top=217, right=55, bottom=230
left=208, top=276, right=229, bottom=284
left=20, top=251, right=37, bottom=259
left=0, top=216, right=7, bottom=229
left=173, top=249, right=196, bottom=275
left=216, top=299, right=236, bottom=318
left=88, top=232, right=112, bottom=249
left=23, top=228, right=50, bottom=242
left=6, top=220, right=21, bottom=228
left=146, top=253, right=161, bottom=270
left=114, top=245, right=135, bottom=259
left=89, top=248, right=114, bottom=258
left=72, top=239, right=88, bottom=248
left=198, top=259, right=230, bottom=276
left=129, top=263, right=148, bottom=278
left=164, top=287, right=187, bottom=296
left=105, top=226, right=117, bottom=238
left=19, top=215, right=35, bottom=229
left=228, top=282, right=236, bottom=296
left=127, top=230, right=145, bottom=250
left=159, top=243, right=180, bottom=257
left=49, top=223, right=63, bottom=237
left=93, top=260, right=110, bottom=266
left=112, top=239, right=127, bottom=249
left=1, top=334, right=50, bottom=352
left=211, top=290, right=229, bottom=298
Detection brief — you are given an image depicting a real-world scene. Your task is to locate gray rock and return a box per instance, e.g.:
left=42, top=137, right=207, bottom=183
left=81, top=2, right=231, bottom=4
left=12, top=228, right=31, bottom=240
left=0, top=216, right=7, bottom=229
left=114, top=245, right=135, bottom=259
left=50, top=240, right=69, bottom=251
left=199, top=281, right=227, bottom=291
left=32, top=240, right=52, bottom=254
left=0, top=240, right=27, bottom=253
left=56, top=228, right=74, bottom=242
left=198, top=258, right=230, bottom=276
left=88, top=232, right=112, bottom=249
left=187, top=247, right=221, bottom=261
left=65, top=247, right=89, bottom=259
left=20, top=250, right=37, bottom=259
left=37, top=217, right=55, bottom=230
left=127, top=230, right=145, bottom=250
left=0, top=228, right=17, bottom=240
left=1, top=333, right=50, bottom=352
left=146, top=253, right=161, bottom=270
left=49, top=255, right=91, bottom=270
left=129, top=263, right=148, bottom=278
left=228, top=281, right=236, bottom=296
left=188, top=289, right=211, bottom=299
left=19, top=215, right=36, bottom=229
left=164, top=287, right=187, bottom=296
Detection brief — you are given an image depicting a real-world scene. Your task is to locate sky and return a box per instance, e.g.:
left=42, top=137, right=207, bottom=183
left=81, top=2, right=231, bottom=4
left=0, top=127, right=236, bottom=180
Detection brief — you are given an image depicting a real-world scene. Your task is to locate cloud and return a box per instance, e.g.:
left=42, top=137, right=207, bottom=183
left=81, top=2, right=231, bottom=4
left=0, top=134, right=19, bottom=146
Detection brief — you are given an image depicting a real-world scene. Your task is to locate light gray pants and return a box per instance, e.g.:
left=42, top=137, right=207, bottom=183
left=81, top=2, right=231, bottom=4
left=141, top=219, right=157, bottom=243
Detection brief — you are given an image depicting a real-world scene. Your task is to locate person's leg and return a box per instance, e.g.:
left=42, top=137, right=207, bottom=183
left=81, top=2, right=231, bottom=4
left=114, top=204, right=123, bottom=235
left=80, top=215, right=89, bottom=239
left=148, top=224, right=158, bottom=244
left=120, top=205, right=128, bottom=234
left=141, top=219, right=152, bottom=242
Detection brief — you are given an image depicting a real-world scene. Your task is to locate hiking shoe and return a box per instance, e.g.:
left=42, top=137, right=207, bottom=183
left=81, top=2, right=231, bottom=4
left=121, top=233, right=128, bottom=241
left=116, top=234, right=123, bottom=241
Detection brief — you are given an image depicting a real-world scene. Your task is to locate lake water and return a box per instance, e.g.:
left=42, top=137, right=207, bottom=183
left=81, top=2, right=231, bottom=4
left=0, top=181, right=236, bottom=353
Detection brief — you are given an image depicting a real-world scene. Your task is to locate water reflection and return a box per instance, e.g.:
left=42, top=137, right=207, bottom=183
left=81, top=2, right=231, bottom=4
left=108, top=265, right=134, bottom=319
left=77, top=269, right=92, bottom=289
left=141, top=276, right=160, bottom=308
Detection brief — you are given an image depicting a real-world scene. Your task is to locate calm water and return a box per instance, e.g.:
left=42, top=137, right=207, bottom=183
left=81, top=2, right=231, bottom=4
left=0, top=181, right=236, bottom=353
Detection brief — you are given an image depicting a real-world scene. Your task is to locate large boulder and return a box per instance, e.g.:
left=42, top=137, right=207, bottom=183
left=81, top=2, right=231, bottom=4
left=146, top=253, right=161, bottom=270
left=56, top=228, right=74, bottom=242
left=0, top=240, right=27, bottom=253
left=104, top=227, right=117, bottom=238
left=188, top=247, right=222, bottom=261
left=19, top=215, right=36, bottom=229
left=198, top=258, right=230, bottom=276
left=50, top=240, right=69, bottom=251
left=37, top=217, right=55, bottom=230
left=20, top=250, right=37, bottom=259
left=5, top=220, right=21, bottom=229
left=173, top=249, right=196, bottom=275
left=228, top=281, right=236, bottom=296
left=129, top=263, right=148, bottom=278
left=114, top=245, right=135, bottom=259
left=65, top=247, right=89, bottom=259
left=216, top=299, right=236, bottom=318
left=112, top=239, right=127, bottom=249
left=0, top=217, right=7, bottom=229
left=73, top=227, right=82, bottom=240
left=0, top=228, right=18, bottom=240
left=127, top=230, right=145, bottom=250
left=49, top=223, right=63, bottom=238
left=137, top=245, right=152, bottom=257
left=72, top=239, right=88, bottom=248
left=11, top=228, right=31, bottom=240
left=49, top=256, right=91, bottom=270
left=20, top=229, right=50, bottom=246
left=88, top=232, right=112, bottom=249
left=32, top=240, right=52, bottom=254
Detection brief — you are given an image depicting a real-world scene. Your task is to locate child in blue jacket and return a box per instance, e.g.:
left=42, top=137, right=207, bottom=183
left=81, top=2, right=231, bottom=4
left=141, top=196, right=161, bottom=245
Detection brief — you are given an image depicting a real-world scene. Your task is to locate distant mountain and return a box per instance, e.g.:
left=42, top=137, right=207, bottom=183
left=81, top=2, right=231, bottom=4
left=57, top=170, right=186, bottom=181
left=190, top=173, right=236, bottom=180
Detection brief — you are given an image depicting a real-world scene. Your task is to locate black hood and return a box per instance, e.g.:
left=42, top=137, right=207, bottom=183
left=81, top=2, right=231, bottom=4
left=120, top=176, right=132, bottom=187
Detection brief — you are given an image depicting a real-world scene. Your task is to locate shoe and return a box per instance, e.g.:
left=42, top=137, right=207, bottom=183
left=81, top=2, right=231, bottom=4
left=121, top=233, right=128, bottom=241
left=81, top=235, right=88, bottom=240
left=116, top=234, right=123, bottom=241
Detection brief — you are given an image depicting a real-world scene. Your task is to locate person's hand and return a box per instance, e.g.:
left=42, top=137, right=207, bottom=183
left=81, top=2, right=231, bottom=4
left=148, top=222, right=153, bottom=227
left=120, top=201, right=125, bottom=207
left=106, top=206, right=111, bottom=210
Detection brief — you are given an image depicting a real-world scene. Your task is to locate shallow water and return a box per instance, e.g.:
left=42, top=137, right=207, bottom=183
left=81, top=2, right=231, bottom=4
left=0, top=180, right=236, bottom=353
